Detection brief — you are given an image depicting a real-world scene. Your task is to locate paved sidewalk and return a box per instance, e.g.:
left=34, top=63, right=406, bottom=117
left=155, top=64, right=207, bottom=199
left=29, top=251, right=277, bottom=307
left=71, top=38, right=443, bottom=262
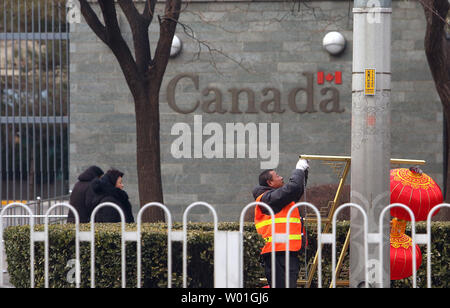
left=1, top=272, right=13, bottom=288
left=1, top=243, right=13, bottom=288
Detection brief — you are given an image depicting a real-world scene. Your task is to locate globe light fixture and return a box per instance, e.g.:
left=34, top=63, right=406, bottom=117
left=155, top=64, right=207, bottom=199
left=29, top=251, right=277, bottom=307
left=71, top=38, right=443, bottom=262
left=170, top=35, right=182, bottom=58
left=322, top=31, right=346, bottom=55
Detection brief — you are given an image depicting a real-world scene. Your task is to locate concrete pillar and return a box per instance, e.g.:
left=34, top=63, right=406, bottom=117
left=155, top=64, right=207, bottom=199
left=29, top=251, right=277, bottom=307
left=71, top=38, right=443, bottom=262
left=350, top=0, right=392, bottom=288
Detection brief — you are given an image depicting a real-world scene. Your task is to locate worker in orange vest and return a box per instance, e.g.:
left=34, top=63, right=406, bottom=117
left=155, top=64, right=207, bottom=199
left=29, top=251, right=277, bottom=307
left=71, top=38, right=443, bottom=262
left=252, top=159, right=309, bottom=288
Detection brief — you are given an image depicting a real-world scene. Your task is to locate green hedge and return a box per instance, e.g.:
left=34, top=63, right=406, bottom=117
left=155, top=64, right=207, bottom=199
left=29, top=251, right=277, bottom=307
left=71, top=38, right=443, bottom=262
left=3, top=221, right=449, bottom=288
left=3, top=222, right=265, bottom=288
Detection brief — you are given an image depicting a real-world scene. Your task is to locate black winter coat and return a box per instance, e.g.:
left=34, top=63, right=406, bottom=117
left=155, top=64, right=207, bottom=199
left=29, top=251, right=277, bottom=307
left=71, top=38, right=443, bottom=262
left=67, top=166, right=103, bottom=223
left=90, top=177, right=135, bottom=223
left=252, top=169, right=308, bottom=215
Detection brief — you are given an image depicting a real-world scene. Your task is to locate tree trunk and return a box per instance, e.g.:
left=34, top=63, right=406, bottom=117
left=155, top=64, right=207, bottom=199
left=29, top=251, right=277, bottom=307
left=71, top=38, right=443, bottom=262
left=78, top=0, right=182, bottom=222
left=134, top=89, right=165, bottom=222
left=421, top=0, right=450, bottom=201
left=445, top=112, right=450, bottom=204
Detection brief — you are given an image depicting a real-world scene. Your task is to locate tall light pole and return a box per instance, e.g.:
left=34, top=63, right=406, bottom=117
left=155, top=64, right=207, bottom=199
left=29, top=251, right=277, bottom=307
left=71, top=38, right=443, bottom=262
left=350, top=0, right=392, bottom=288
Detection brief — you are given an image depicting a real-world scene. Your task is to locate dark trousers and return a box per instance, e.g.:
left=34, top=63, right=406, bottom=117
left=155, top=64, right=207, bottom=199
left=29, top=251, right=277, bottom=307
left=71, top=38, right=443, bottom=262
left=262, top=252, right=300, bottom=288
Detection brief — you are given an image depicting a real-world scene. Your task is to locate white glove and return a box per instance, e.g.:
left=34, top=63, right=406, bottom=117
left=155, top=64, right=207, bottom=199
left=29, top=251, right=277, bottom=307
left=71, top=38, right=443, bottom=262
left=296, top=159, right=309, bottom=171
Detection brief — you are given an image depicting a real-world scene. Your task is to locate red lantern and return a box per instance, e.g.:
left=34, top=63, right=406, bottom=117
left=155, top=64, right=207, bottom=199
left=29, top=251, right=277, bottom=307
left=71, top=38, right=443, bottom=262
left=390, top=167, right=443, bottom=221
left=390, top=218, right=422, bottom=280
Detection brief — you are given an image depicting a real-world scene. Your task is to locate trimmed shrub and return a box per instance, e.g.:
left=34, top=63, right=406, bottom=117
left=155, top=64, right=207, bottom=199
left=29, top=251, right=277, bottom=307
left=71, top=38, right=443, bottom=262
left=3, top=222, right=265, bottom=288
left=3, top=221, right=449, bottom=288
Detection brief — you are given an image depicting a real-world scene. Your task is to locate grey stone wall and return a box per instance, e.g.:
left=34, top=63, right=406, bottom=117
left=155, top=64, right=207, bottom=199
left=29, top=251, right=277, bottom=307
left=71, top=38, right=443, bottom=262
left=70, top=0, right=443, bottom=222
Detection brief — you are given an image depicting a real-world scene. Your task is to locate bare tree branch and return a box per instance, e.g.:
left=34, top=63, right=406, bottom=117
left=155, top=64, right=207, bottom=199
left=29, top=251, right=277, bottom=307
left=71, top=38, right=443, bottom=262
left=152, top=0, right=182, bottom=84
left=86, top=0, right=143, bottom=96
left=118, top=0, right=142, bottom=26
left=97, top=0, right=123, bottom=42
left=143, top=0, right=156, bottom=23
left=79, top=0, right=107, bottom=44
left=171, top=18, right=253, bottom=75
left=118, top=0, right=152, bottom=74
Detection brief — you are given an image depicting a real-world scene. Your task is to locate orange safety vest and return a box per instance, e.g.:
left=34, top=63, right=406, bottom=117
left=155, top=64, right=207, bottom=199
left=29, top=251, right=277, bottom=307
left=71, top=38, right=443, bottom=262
left=254, top=192, right=303, bottom=255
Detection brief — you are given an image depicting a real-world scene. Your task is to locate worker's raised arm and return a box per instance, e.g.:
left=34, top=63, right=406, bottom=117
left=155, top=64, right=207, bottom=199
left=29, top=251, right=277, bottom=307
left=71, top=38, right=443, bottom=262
left=257, top=160, right=309, bottom=214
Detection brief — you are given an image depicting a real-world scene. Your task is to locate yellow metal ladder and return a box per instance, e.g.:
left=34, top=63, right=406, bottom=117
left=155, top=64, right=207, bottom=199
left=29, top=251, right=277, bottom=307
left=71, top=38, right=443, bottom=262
left=296, top=155, right=426, bottom=288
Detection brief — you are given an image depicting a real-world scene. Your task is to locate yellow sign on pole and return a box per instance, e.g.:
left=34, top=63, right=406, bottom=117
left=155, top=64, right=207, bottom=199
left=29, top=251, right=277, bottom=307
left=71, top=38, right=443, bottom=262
left=364, top=68, right=376, bottom=95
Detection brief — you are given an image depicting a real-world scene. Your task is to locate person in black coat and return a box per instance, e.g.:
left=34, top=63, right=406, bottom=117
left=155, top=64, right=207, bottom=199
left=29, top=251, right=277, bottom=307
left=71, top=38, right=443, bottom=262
left=90, top=169, right=135, bottom=223
left=67, top=166, right=104, bottom=223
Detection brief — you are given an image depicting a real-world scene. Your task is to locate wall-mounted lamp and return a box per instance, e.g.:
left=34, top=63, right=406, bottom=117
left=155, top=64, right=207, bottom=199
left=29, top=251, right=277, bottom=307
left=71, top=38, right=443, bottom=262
left=170, top=35, right=183, bottom=58
left=322, top=31, right=346, bottom=55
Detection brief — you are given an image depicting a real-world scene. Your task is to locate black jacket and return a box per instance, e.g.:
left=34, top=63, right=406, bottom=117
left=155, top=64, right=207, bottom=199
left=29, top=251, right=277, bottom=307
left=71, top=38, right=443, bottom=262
left=252, top=169, right=308, bottom=215
left=90, top=176, right=135, bottom=223
left=67, top=166, right=103, bottom=223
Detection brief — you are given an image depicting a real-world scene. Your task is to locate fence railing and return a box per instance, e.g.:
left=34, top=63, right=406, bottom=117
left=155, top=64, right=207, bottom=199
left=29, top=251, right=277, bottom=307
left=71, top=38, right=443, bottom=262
left=0, top=201, right=449, bottom=288
left=0, top=195, right=69, bottom=229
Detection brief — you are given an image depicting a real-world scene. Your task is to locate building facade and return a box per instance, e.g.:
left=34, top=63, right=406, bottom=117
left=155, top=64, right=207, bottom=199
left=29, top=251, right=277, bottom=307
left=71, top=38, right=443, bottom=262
left=69, top=0, right=444, bottom=221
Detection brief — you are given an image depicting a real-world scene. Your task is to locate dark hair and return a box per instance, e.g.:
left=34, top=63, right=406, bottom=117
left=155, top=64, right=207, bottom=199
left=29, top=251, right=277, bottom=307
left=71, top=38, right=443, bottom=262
left=104, top=168, right=124, bottom=186
left=259, top=169, right=274, bottom=186
left=89, top=166, right=104, bottom=177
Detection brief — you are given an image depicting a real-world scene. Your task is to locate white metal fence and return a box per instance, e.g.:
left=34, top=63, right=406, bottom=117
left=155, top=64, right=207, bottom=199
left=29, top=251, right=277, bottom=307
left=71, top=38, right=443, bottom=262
left=0, top=201, right=449, bottom=288
left=1, top=195, right=69, bottom=227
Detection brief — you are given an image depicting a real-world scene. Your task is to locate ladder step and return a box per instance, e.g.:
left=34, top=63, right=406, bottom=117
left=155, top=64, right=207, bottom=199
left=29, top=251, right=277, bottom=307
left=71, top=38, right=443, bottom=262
left=305, top=218, right=331, bottom=223
left=297, top=280, right=350, bottom=287
left=334, top=280, right=349, bottom=287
